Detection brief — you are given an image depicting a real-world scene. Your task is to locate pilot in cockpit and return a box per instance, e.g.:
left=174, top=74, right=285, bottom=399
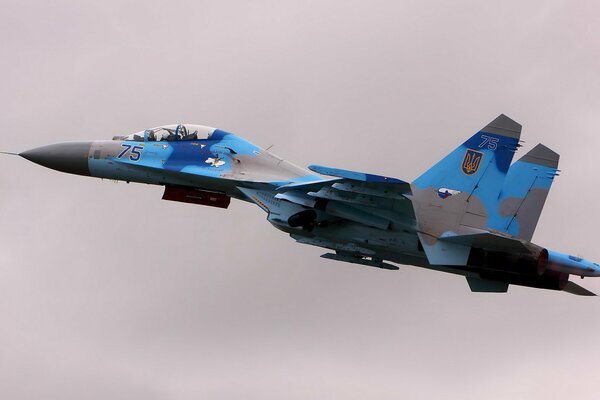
left=116, top=124, right=214, bottom=142
left=173, top=125, right=198, bottom=141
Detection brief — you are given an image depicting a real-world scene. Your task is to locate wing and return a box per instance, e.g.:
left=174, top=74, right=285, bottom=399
left=275, top=164, right=415, bottom=230
left=307, top=165, right=409, bottom=185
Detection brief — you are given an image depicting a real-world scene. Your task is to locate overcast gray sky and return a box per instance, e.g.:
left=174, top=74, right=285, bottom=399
left=2, top=1, right=600, bottom=399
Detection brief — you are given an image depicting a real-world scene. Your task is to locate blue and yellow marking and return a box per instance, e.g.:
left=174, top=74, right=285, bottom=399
left=461, top=149, right=483, bottom=176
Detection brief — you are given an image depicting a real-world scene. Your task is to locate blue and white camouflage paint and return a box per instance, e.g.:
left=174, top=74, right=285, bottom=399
left=14, top=116, right=600, bottom=296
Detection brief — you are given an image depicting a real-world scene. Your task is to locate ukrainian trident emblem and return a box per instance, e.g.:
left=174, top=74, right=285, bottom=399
left=461, top=149, right=483, bottom=175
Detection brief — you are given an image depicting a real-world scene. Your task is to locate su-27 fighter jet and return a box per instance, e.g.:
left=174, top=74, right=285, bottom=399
left=8, top=115, right=600, bottom=296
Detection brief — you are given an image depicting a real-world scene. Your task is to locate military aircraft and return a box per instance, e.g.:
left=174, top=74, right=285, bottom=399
left=8, top=115, right=599, bottom=295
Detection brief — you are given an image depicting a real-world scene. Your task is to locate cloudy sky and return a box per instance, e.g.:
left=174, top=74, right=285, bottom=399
left=2, top=1, right=600, bottom=399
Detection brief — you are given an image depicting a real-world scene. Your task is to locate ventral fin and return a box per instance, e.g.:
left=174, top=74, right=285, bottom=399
left=466, top=277, right=509, bottom=293
left=417, top=232, right=471, bottom=266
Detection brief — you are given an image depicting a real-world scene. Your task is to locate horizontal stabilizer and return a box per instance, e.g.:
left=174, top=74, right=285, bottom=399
left=466, top=277, right=509, bottom=293
left=563, top=281, right=597, bottom=296
left=308, top=165, right=408, bottom=184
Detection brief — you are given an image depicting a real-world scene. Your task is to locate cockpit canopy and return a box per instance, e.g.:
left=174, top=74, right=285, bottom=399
left=114, top=124, right=216, bottom=142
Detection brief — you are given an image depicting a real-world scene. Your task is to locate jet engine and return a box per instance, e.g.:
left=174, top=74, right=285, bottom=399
left=468, top=245, right=600, bottom=291
left=479, top=269, right=569, bottom=291
left=467, top=248, right=548, bottom=276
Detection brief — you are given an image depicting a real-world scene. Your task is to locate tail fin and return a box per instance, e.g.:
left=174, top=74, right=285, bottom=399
left=489, top=144, right=559, bottom=241
left=412, top=114, right=522, bottom=233
left=413, top=114, right=521, bottom=195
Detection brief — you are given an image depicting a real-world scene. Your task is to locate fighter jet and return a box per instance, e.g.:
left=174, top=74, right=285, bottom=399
left=10, top=116, right=600, bottom=295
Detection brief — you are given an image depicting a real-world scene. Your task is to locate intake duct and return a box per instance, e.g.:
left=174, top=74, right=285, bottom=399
left=288, top=210, right=318, bottom=230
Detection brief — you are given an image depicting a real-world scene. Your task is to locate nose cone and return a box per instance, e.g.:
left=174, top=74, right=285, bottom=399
left=20, top=141, right=92, bottom=176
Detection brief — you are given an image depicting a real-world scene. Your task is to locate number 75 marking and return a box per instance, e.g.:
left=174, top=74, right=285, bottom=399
left=118, top=144, right=143, bottom=161
left=479, top=135, right=499, bottom=150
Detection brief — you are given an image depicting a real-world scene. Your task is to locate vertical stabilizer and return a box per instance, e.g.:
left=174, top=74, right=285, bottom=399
left=489, top=143, right=559, bottom=241
left=412, top=115, right=521, bottom=242
left=413, top=114, right=521, bottom=196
